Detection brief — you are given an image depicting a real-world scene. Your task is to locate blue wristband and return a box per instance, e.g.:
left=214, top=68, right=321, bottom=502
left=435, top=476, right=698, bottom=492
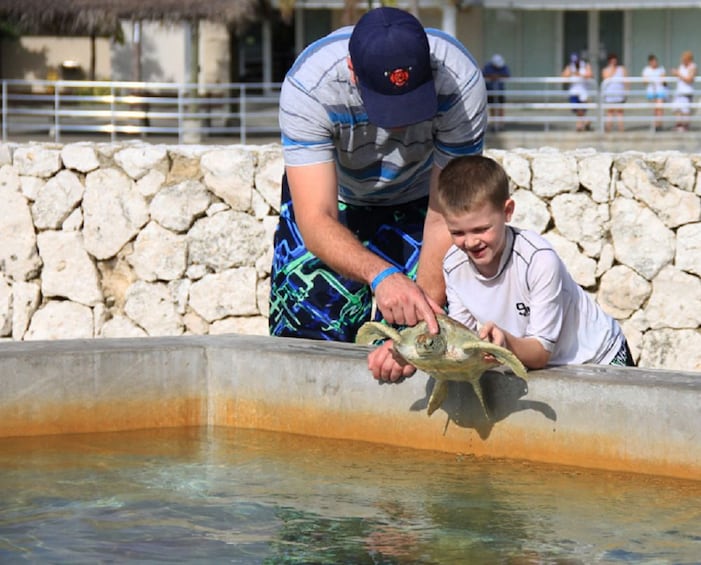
left=370, top=266, right=401, bottom=293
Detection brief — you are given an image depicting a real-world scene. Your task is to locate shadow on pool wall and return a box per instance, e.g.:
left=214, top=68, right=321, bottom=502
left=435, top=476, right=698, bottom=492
left=1, top=333, right=700, bottom=482
left=0, top=142, right=699, bottom=372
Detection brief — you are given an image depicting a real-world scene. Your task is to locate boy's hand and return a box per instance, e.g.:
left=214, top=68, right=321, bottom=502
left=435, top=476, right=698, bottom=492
left=479, top=321, right=507, bottom=348
left=367, top=340, right=417, bottom=382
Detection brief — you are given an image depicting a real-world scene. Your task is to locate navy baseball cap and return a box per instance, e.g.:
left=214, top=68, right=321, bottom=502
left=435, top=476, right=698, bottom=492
left=349, top=7, right=437, bottom=128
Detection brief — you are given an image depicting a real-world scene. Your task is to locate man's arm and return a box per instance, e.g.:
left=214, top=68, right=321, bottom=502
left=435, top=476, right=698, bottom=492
left=286, top=162, right=440, bottom=332
left=415, top=165, right=453, bottom=307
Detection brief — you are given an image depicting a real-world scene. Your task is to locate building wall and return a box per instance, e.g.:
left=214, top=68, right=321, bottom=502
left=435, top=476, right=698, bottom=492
left=1, top=36, right=111, bottom=81
left=112, top=20, right=186, bottom=83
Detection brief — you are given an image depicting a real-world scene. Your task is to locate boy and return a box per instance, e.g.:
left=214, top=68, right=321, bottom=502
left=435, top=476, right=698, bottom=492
left=366, top=155, right=634, bottom=381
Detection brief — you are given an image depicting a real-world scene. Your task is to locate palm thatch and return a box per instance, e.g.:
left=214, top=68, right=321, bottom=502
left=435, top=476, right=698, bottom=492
left=0, top=0, right=263, bottom=36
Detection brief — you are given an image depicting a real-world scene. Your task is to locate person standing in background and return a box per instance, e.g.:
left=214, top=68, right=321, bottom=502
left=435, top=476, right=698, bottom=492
left=601, top=53, right=627, bottom=132
left=561, top=53, right=593, bottom=132
left=671, top=50, right=697, bottom=131
left=642, top=54, right=668, bottom=131
left=482, top=54, right=511, bottom=132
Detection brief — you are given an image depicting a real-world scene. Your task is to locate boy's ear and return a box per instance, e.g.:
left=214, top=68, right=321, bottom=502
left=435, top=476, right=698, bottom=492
left=504, top=198, right=515, bottom=222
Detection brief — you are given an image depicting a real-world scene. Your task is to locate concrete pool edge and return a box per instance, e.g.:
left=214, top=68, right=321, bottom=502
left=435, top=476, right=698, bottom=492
left=2, top=334, right=700, bottom=481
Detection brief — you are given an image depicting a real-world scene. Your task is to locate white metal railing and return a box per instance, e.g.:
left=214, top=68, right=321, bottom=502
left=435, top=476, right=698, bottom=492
left=0, top=80, right=281, bottom=144
left=0, top=77, right=698, bottom=143
left=489, top=76, right=701, bottom=133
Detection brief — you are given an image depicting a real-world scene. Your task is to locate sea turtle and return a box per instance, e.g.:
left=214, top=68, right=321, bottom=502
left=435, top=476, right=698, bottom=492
left=356, top=314, right=528, bottom=418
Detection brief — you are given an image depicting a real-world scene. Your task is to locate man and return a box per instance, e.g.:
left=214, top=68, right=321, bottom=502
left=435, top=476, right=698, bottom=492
left=269, top=7, right=487, bottom=354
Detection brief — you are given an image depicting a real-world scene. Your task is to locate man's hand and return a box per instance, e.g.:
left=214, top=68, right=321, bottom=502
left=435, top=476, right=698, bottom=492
left=367, top=340, right=417, bottom=382
left=373, top=273, right=442, bottom=334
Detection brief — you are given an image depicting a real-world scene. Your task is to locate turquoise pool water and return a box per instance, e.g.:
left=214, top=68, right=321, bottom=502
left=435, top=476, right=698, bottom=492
left=1, top=427, right=700, bottom=564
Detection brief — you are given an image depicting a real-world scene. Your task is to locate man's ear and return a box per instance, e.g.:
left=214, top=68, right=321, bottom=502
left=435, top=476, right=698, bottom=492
left=504, top=198, right=515, bottom=222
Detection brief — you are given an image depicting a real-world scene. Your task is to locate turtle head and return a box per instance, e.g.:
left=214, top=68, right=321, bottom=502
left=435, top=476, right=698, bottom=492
left=414, top=332, right=447, bottom=358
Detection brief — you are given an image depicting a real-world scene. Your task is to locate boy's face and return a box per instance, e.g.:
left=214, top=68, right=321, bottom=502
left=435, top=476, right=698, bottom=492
left=443, top=199, right=515, bottom=277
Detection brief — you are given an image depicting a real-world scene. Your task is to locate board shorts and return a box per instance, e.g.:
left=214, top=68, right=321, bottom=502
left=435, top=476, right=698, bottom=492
left=269, top=175, right=428, bottom=342
left=608, top=340, right=636, bottom=367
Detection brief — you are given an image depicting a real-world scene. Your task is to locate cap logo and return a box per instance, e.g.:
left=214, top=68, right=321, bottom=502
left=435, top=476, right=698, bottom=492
left=385, top=67, right=411, bottom=88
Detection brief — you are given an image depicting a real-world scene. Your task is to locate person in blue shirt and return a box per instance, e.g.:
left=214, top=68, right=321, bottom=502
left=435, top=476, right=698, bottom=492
left=482, top=54, right=510, bottom=131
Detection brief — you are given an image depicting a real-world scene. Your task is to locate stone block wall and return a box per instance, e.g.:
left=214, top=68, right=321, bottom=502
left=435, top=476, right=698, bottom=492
left=0, top=142, right=699, bottom=372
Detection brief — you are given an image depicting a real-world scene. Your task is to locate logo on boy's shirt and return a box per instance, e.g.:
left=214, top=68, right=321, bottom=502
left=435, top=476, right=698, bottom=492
left=516, top=302, right=530, bottom=317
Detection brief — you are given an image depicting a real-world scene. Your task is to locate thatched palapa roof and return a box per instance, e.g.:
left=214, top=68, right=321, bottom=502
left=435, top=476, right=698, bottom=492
left=0, top=0, right=263, bottom=36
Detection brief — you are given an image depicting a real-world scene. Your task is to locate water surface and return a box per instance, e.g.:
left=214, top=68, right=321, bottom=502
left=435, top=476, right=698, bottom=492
left=1, top=427, right=700, bottom=564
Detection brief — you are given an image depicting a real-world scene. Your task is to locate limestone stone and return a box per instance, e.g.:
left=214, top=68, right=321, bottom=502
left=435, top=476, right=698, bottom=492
left=254, top=145, right=284, bottom=213
left=578, top=153, right=613, bottom=203
left=597, top=265, right=651, bottom=319
left=206, top=202, right=229, bottom=216
left=620, top=316, right=643, bottom=362
left=610, top=198, right=675, bottom=280
left=114, top=144, right=168, bottom=180
left=136, top=169, right=166, bottom=198
left=20, top=175, right=43, bottom=201
left=61, top=143, right=100, bottom=172
left=0, top=274, right=11, bottom=336
left=149, top=179, right=210, bottom=232
left=93, top=302, right=107, bottom=336
left=501, top=151, right=531, bottom=189
left=0, top=191, right=42, bottom=281
left=510, top=189, right=549, bottom=234
left=531, top=153, right=579, bottom=198
left=127, top=221, right=187, bottom=282
left=168, top=278, right=191, bottom=315
left=643, top=266, right=701, bottom=329
left=251, top=186, right=271, bottom=219
left=166, top=152, right=202, bottom=185
left=543, top=232, right=596, bottom=288
left=99, top=315, right=148, bottom=338
left=620, top=159, right=700, bottom=228
left=124, top=280, right=184, bottom=336
left=662, top=154, right=697, bottom=193
left=201, top=148, right=256, bottom=211
left=13, top=145, right=61, bottom=177
left=11, top=281, right=40, bottom=340
left=0, top=164, right=20, bottom=194
left=186, top=264, right=209, bottom=280
left=62, top=208, right=83, bottom=231
left=596, top=243, right=615, bottom=277
left=0, top=143, right=13, bottom=166
left=37, top=231, right=103, bottom=306
left=675, top=222, right=701, bottom=277
left=24, top=301, right=94, bottom=340
left=550, top=192, right=609, bottom=257
left=189, top=267, right=258, bottom=322
left=256, top=276, right=271, bottom=318
left=210, top=315, right=268, bottom=336
left=639, top=328, right=701, bottom=372
left=187, top=210, right=266, bottom=270
left=83, top=168, right=149, bottom=260
left=183, top=310, right=209, bottom=335
left=97, top=250, right=137, bottom=312
left=31, top=170, right=85, bottom=229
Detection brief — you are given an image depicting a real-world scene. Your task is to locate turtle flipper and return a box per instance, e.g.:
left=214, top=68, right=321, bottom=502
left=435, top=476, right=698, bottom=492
left=355, top=322, right=402, bottom=345
left=462, top=341, right=527, bottom=379
left=427, top=379, right=449, bottom=416
left=468, top=377, right=489, bottom=418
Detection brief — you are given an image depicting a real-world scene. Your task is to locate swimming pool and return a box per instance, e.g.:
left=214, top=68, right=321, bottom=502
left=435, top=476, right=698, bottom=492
left=2, top=427, right=700, bottom=563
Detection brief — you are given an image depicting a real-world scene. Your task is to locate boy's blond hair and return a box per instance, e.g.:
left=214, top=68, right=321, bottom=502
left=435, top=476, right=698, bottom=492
left=437, top=155, right=510, bottom=213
